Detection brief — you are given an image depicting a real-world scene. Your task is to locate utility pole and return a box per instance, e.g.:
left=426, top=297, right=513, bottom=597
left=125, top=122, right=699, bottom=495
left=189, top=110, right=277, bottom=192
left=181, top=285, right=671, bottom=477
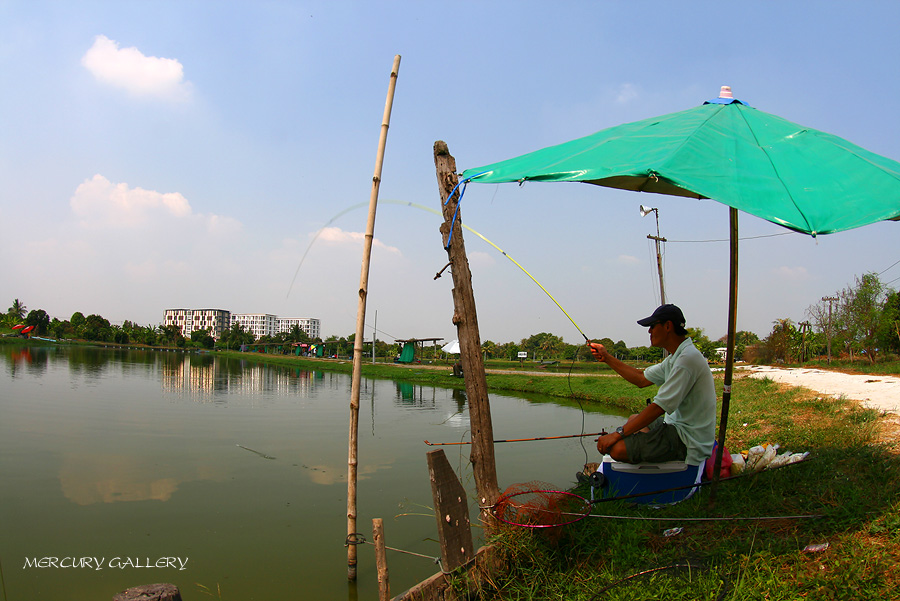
left=799, top=320, right=811, bottom=363
left=640, top=205, right=666, bottom=305
left=822, top=296, right=838, bottom=363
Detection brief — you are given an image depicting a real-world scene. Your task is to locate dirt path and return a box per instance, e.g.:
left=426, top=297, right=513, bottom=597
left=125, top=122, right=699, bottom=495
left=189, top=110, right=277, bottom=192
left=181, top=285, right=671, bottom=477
left=739, top=365, right=900, bottom=414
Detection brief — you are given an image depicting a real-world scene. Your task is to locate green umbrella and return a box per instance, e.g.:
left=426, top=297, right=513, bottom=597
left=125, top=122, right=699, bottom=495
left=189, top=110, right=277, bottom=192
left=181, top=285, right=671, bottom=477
left=460, top=87, right=900, bottom=496
left=462, top=88, right=900, bottom=235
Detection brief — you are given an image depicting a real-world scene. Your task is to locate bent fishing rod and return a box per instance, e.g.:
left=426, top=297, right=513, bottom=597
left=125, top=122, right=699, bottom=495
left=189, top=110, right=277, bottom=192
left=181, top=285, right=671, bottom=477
left=287, top=199, right=592, bottom=342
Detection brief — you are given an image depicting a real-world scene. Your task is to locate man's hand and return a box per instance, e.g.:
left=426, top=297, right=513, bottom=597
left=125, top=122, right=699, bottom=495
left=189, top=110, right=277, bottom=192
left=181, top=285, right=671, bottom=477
left=595, top=431, right=617, bottom=454
left=588, top=342, right=609, bottom=363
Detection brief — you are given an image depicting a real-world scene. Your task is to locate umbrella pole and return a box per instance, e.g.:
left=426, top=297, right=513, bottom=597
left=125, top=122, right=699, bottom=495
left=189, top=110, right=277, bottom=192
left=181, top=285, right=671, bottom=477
left=710, top=207, right=739, bottom=507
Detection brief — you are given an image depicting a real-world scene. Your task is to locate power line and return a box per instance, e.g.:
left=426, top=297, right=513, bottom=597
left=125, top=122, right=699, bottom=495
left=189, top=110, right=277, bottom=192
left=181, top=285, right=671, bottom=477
left=666, top=232, right=794, bottom=244
left=878, top=258, right=900, bottom=276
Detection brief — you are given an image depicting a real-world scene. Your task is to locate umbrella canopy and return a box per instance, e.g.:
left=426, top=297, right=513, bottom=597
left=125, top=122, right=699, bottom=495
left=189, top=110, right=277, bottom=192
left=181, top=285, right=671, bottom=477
left=462, top=89, right=900, bottom=236
left=458, top=86, right=900, bottom=497
left=442, top=339, right=461, bottom=354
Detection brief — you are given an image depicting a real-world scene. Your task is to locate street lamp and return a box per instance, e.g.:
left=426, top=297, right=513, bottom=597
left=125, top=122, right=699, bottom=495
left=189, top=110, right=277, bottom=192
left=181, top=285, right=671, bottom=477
left=640, top=205, right=667, bottom=305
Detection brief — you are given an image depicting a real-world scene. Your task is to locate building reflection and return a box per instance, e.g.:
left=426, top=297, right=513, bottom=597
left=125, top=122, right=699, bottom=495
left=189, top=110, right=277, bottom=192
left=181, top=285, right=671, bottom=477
left=159, top=353, right=326, bottom=401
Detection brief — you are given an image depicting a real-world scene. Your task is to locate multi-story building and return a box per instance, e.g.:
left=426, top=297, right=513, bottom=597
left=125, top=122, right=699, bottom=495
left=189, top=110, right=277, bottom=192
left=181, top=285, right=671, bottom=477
left=277, top=317, right=321, bottom=340
left=231, top=313, right=279, bottom=340
left=164, top=309, right=321, bottom=342
left=164, top=309, right=231, bottom=340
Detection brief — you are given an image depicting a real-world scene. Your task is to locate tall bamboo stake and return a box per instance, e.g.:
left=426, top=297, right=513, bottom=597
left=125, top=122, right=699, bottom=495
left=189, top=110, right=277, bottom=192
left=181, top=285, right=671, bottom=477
left=347, top=55, right=401, bottom=581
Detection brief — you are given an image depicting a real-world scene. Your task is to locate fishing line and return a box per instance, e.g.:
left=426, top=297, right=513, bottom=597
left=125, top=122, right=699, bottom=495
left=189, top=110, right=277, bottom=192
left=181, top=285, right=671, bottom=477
left=287, top=199, right=591, bottom=342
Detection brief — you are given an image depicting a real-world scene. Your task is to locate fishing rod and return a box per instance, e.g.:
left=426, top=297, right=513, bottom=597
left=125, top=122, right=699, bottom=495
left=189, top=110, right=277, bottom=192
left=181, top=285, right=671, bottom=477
left=287, top=199, right=591, bottom=342
left=424, top=430, right=607, bottom=446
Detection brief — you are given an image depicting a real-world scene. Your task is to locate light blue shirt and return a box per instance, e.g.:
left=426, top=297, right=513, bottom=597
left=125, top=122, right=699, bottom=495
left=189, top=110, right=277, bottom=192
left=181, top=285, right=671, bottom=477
left=643, top=338, right=716, bottom=466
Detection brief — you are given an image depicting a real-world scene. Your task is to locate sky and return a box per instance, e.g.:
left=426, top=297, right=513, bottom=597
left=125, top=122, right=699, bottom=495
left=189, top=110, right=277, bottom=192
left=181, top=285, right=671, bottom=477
left=2, top=1, right=899, bottom=348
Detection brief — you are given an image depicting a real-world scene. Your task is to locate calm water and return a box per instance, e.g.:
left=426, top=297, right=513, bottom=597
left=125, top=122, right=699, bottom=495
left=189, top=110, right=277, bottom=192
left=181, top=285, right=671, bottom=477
left=0, top=346, right=622, bottom=600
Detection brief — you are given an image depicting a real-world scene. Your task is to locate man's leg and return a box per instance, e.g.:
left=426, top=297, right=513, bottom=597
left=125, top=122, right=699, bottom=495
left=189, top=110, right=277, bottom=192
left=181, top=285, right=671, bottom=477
left=623, top=420, right=687, bottom=463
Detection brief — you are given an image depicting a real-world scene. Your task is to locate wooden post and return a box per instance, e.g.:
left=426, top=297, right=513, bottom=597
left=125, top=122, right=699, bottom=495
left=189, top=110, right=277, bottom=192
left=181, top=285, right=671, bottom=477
left=348, top=54, right=401, bottom=581
left=113, top=583, right=181, bottom=601
left=373, top=518, right=390, bottom=601
left=433, top=141, right=500, bottom=526
left=427, top=449, right=474, bottom=570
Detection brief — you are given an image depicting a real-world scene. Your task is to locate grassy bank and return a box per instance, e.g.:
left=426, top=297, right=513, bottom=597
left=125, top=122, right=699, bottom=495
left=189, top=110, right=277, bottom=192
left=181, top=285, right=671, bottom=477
left=218, top=351, right=657, bottom=413
left=451, top=375, right=900, bottom=600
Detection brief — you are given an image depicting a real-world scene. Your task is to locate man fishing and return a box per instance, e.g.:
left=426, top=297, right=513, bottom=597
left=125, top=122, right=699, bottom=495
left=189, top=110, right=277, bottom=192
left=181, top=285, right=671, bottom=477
left=588, top=304, right=716, bottom=467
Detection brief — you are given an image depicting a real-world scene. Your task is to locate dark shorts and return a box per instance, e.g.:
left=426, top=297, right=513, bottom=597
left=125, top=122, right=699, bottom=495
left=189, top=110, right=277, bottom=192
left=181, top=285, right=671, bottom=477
left=624, top=418, right=687, bottom=463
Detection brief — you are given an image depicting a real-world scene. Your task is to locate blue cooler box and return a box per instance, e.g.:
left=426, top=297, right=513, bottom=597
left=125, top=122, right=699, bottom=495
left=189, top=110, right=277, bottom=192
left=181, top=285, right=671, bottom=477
left=597, top=456, right=703, bottom=505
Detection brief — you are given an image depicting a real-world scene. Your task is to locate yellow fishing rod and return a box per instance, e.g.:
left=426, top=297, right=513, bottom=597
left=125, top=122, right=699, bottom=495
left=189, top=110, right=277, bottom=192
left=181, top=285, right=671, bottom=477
left=287, top=199, right=590, bottom=342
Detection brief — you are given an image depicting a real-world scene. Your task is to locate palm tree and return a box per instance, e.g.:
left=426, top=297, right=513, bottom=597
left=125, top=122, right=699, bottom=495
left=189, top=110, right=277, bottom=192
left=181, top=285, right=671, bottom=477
left=7, top=299, right=26, bottom=321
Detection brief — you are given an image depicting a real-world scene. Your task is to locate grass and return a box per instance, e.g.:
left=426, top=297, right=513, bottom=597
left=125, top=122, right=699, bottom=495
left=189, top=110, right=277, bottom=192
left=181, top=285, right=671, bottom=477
left=451, top=375, right=900, bottom=600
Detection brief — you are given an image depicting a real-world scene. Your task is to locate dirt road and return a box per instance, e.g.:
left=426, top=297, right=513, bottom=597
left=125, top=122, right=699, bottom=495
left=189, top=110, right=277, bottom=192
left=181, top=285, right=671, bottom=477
left=740, top=365, right=900, bottom=414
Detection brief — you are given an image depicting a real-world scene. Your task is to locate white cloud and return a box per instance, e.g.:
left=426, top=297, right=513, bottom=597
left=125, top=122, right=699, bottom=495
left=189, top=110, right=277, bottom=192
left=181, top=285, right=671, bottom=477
left=616, top=83, right=639, bottom=104
left=71, top=174, right=193, bottom=228
left=316, top=227, right=401, bottom=255
left=468, top=250, right=496, bottom=268
left=81, top=35, right=191, bottom=101
left=615, top=254, right=641, bottom=265
left=69, top=174, right=242, bottom=245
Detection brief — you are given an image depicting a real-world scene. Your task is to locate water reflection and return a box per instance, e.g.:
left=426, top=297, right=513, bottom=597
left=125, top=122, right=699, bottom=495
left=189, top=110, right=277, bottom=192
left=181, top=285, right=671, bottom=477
left=160, top=353, right=327, bottom=401
left=1, top=345, right=623, bottom=601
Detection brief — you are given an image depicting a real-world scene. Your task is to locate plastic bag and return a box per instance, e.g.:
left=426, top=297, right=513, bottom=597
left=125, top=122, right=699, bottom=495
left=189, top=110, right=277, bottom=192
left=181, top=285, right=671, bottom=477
left=704, top=442, right=733, bottom=479
left=745, top=443, right=777, bottom=472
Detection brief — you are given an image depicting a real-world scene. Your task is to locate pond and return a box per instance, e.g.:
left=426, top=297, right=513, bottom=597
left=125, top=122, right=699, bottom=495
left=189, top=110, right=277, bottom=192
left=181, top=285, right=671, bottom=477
left=0, top=345, right=624, bottom=600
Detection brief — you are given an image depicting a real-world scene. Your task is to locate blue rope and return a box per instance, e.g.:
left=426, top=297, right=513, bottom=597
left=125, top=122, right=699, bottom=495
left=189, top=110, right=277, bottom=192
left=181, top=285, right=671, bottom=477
left=442, top=171, right=490, bottom=249
left=443, top=179, right=467, bottom=249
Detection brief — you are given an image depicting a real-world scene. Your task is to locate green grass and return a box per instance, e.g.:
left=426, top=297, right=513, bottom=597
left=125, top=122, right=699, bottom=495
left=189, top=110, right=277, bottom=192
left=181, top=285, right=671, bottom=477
left=451, top=375, right=900, bottom=600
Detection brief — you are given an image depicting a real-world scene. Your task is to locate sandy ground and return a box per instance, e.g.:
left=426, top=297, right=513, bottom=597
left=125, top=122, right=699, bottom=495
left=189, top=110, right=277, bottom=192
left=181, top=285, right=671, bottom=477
left=739, top=365, right=900, bottom=414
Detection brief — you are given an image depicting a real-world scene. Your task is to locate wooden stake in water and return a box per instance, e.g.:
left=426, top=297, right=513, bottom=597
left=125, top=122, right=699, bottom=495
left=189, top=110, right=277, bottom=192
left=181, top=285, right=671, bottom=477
left=347, top=55, right=401, bottom=582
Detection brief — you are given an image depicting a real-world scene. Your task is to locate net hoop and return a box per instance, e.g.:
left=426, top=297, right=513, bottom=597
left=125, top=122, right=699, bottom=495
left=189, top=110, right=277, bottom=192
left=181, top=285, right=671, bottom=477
left=493, top=488, right=591, bottom=528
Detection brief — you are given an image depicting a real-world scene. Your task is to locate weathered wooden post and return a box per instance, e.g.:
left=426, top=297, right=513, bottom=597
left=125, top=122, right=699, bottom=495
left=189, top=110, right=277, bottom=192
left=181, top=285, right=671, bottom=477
left=433, top=141, right=500, bottom=525
left=373, top=518, right=390, bottom=601
left=427, top=449, right=475, bottom=570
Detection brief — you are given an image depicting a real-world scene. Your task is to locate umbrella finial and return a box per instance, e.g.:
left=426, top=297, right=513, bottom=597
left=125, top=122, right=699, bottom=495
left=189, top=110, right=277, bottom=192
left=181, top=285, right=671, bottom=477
left=719, top=86, right=733, bottom=99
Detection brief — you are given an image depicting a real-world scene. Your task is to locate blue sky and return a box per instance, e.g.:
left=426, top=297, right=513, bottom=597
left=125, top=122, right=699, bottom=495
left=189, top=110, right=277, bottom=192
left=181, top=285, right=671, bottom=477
left=2, top=1, right=898, bottom=347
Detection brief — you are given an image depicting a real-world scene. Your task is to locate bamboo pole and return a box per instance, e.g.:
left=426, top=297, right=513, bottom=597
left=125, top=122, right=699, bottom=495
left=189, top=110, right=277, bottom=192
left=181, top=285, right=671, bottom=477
left=710, top=207, right=739, bottom=506
left=347, top=54, right=401, bottom=582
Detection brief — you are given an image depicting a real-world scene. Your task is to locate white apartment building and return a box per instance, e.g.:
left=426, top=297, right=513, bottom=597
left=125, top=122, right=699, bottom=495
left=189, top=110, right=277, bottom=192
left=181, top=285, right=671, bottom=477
left=231, top=314, right=279, bottom=340
left=163, top=309, right=231, bottom=340
left=277, top=317, right=321, bottom=340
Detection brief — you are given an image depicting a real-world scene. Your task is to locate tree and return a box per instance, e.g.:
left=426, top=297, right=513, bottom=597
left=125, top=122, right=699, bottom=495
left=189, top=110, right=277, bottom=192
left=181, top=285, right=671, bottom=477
left=191, top=327, right=215, bottom=349
left=159, top=324, right=185, bottom=346
left=521, top=332, right=565, bottom=360
left=217, top=322, right=254, bottom=350
left=25, top=309, right=51, bottom=336
left=877, top=290, right=900, bottom=355
left=840, top=273, right=887, bottom=362
left=686, top=327, right=718, bottom=361
left=82, top=314, right=112, bottom=341
left=7, top=299, right=26, bottom=321
left=766, top=318, right=797, bottom=363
